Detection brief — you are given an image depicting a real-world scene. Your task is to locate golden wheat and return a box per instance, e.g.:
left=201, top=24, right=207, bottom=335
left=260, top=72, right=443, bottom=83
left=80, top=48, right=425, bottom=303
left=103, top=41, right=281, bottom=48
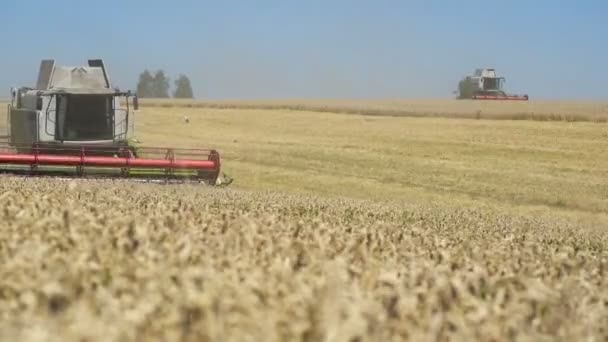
left=139, top=98, right=608, bottom=122
left=0, top=177, right=606, bottom=341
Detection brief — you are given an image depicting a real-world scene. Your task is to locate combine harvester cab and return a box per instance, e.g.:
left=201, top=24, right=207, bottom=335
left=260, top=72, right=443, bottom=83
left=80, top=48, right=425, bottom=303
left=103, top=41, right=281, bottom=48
left=457, top=68, right=529, bottom=101
left=1, top=59, right=221, bottom=184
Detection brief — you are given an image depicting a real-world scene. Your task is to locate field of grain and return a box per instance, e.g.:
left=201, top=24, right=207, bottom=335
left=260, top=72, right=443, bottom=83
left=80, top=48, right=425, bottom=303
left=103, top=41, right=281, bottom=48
left=1, top=179, right=607, bottom=341
left=131, top=102, right=608, bottom=223
left=1, top=100, right=608, bottom=341
left=141, top=98, right=608, bottom=122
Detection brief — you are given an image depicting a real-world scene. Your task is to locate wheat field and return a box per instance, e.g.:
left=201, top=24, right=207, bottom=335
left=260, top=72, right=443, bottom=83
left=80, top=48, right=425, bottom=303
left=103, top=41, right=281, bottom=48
left=140, top=98, right=608, bottom=122
left=1, top=100, right=608, bottom=341
left=1, top=179, right=607, bottom=341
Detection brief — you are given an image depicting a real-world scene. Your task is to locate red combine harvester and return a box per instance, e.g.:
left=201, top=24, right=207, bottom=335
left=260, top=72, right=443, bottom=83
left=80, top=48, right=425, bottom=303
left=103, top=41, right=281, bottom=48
left=457, top=68, right=529, bottom=101
left=1, top=59, right=222, bottom=184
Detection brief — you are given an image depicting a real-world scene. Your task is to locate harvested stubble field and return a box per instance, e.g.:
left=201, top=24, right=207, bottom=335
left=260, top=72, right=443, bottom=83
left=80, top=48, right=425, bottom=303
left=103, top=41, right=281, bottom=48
left=1, top=100, right=608, bottom=341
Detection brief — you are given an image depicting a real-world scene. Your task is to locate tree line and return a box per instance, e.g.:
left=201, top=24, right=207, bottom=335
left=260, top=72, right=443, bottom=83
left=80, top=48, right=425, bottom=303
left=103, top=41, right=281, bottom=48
left=136, top=70, right=194, bottom=99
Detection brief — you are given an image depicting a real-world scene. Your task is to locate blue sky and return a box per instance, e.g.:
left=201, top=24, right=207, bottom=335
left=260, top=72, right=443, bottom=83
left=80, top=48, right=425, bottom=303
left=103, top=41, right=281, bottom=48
left=0, top=0, right=606, bottom=100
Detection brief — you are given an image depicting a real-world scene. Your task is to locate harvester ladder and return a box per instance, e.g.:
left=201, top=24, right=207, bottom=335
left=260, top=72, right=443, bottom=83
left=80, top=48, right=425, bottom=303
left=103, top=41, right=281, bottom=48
left=119, top=147, right=131, bottom=177
left=164, top=149, right=175, bottom=182
left=30, top=143, right=39, bottom=175
left=76, top=146, right=85, bottom=176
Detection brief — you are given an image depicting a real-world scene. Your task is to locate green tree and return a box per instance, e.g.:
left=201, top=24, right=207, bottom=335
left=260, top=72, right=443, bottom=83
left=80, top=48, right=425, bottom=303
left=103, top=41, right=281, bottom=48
left=173, top=74, right=194, bottom=99
left=152, top=70, right=171, bottom=98
left=136, top=70, right=154, bottom=98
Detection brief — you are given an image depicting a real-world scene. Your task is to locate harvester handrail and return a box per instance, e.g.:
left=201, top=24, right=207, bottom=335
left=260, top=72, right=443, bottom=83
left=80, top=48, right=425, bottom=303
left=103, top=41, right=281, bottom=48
left=6, top=103, right=11, bottom=138
left=44, top=109, right=57, bottom=137
left=43, top=95, right=57, bottom=137
left=113, top=108, right=129, bottom=141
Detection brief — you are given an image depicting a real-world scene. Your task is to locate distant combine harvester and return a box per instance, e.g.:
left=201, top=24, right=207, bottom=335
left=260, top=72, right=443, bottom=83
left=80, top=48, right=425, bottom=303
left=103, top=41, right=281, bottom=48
left=457, top=68, right=529, bottom=101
